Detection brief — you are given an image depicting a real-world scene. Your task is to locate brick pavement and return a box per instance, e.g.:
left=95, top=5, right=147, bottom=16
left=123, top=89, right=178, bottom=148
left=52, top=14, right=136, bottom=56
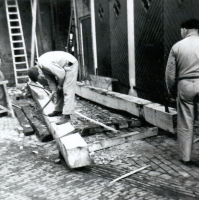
left=1, top=97, right=199, bottom=199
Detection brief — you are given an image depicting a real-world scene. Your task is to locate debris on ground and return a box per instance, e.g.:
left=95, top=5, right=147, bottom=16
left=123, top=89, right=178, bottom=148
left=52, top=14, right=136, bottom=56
left=8, top=86, right=32, bottom=100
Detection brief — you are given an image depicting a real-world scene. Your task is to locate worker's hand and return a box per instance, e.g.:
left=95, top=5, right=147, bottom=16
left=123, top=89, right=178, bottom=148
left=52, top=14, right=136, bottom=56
left=169, top=98, right=176, bottom=103
left=64, top=66, right=72, bottom=71
left=57, top=85, right=63, bottom=92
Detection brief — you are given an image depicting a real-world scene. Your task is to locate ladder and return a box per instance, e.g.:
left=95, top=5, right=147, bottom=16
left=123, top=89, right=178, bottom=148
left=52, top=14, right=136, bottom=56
left=5, top=0, right=29, bottom=86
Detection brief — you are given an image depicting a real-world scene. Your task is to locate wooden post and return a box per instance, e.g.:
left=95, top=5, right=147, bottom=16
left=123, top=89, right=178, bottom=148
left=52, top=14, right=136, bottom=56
left=37, top=1, right=44, bottom=55
left=50, top=0, right=56, bottom=50
left=73, top=0, right=82, bottom=81
left=127, top=0, right=137, bottom=97
left=30, top=0, right=39, bottom=58
left=30, top=0, right=38, bottom=67
left=90, top=0, right=98, bottom=75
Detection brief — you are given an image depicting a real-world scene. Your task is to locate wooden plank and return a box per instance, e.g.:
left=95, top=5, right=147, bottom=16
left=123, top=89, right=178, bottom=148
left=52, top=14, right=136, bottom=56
left=22, top=105, right=53, bottom=142
left=30, top=0, right=38, bottom=67
left=88, top=127, right=158, bottom=152
left=76, top=82, right=151, bottom=117
left=2, top=82, right=15, bottom=117
left=76, top=82, right=177, bottom=134
left=13, top=107, right=34, bottom=136
left=144, top=104, right=177, bottom=134
left=81, top=120, right=142, bottom=136
left=28, top=83, right=91, bottom=168
left=0, top=105, right=9, bottom=113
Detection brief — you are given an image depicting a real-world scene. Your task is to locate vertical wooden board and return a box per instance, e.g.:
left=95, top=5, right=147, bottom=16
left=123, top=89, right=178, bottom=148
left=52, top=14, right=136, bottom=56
left=94, top=0, right=112, bottom=77
left=81, top=17, right=95, bottom=75
left=109, top=0, right=129, bottom=94
left=134, top=0, right=164, bottom=102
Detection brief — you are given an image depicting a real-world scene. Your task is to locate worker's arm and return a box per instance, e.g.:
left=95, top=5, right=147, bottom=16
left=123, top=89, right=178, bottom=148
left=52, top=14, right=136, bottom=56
left=165, top=48, right=177, bottom=100
left=47, top=61, right=65, bottom=86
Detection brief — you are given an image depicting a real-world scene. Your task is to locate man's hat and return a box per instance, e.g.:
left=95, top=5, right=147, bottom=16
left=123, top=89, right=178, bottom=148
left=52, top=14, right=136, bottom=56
left=28, top=66, right=39, bottom=82
left=181, top=19, right=199, bottom=29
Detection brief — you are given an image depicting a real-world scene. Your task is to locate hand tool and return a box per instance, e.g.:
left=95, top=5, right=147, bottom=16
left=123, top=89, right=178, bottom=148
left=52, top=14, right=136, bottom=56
left=41, top=91, right=56, bottom=111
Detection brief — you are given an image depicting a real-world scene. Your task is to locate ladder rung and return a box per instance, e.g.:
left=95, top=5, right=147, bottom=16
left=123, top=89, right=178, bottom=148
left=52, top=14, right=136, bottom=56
left=15, top=62, right=27, bottom=64
left=16, top=69, right=28, bottom=72
left=14, top=54, right=25, bottom=57
left=9, top=19, right=19, bottom=22
left=7, top=5, right=17, bottom=8
left=11, top=33, right=21, bottom=36
left=12, top=40, right=23, bottom=43
left=13, top=47, right=24, bottom=50
left=17, top=76, right=29, bottom=79
left=8, top=12, right=18, bottom=14
left=10, top=26, right=20, bottom=29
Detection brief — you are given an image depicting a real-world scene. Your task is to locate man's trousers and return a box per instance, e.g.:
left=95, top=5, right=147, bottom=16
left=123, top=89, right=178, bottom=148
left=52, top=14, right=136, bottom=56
left=41, top=61, right=78, bottom=115
left=177, top=79, right=199, bottom=161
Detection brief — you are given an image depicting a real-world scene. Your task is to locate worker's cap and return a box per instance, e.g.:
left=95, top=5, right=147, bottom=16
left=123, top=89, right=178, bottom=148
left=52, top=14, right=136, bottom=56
left=28, top=66, right=39, bottom=82
left=181, top=19, right=199, bottom=29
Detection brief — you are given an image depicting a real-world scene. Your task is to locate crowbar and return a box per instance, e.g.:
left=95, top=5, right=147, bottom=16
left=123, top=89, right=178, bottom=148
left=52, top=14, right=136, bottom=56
left=41, top=91, right=56, bottom=111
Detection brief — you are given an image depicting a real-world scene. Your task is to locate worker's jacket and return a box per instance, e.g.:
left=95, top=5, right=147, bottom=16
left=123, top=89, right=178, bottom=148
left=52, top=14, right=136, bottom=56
left=37, top=51, right=77, bottom=86
left=165, top=33, right=199, bottom=99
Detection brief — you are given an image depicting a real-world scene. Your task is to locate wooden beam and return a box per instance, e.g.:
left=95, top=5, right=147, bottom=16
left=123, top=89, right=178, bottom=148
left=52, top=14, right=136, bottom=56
left=1, top=81, right=15, bottom=117
left=13, top=107, right=34, bottom=136
left=76, top=82, right=177, bottom=134
left=76, top=82, right=151, bottom=118
left=37, top=0, right=44, bottom=55
left=22, top=105, right=53, bottom=142
left=28, top=83, right=91, bottom=168
left=30, top=0, right=38, bottom=67
left=88, top=127, right=158, bottom=152
left=144, top=103, right=177, bottom=134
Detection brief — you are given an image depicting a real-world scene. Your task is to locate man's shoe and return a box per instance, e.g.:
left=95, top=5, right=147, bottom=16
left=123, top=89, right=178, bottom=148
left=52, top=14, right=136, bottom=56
left=56, top=115, right=70, bottom=125
left=48, top=111, right=62, bottom=117
left=180, top=159, right=194, bottom=167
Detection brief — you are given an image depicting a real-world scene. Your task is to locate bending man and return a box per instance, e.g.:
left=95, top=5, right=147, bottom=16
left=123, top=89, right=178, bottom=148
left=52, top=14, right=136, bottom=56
left=28, top=51, right=78, bottom=125
left=165, top=19, right=199, bottom=164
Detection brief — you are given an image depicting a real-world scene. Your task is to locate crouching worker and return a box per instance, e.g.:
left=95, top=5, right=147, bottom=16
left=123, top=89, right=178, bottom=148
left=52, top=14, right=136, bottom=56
left=28, top=51, right=78, bottom=125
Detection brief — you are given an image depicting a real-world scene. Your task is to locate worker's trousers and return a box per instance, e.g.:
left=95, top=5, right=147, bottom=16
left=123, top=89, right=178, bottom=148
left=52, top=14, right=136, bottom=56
left=42, top=61, right=78, bottom=115
left=177, top=79, right=199, bottom=161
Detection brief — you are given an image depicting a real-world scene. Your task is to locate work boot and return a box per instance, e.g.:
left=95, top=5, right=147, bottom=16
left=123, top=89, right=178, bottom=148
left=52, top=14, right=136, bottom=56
left=56, top=115, right=71, bottom=125
left=48, top=111, right=62, bottom=117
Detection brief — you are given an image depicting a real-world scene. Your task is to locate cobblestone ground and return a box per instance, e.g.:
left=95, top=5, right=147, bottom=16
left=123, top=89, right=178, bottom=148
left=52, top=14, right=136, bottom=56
left=1, top=100, right=199, bottom=199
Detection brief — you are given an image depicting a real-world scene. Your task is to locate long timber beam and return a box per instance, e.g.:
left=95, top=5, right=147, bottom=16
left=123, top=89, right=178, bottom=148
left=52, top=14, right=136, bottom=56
left=28, top=82, right=91, bottom=168
left=75, top=82, right=177, bottom=134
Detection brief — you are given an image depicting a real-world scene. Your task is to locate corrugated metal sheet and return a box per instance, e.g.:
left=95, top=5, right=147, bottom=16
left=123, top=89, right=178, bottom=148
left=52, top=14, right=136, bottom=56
left=109, top=0, right=129, bottom=94
left=134, top=0, right=164, bottom=102
left=94, top=0, right=111, bottom=77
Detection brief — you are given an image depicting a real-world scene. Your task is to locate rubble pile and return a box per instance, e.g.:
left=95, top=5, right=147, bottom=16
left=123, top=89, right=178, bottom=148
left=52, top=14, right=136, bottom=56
left=8, top=86, right=31, bottom=100
left=72, top=97, right=140, bottom=131
left=90, top=143, right=142, bottom=169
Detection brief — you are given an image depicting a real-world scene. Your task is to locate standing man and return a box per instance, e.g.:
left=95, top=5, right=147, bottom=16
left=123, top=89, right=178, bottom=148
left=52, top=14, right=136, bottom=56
left=165, top=19, right=199, bottom=164
left=28, top=51, right=78, bottom=125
